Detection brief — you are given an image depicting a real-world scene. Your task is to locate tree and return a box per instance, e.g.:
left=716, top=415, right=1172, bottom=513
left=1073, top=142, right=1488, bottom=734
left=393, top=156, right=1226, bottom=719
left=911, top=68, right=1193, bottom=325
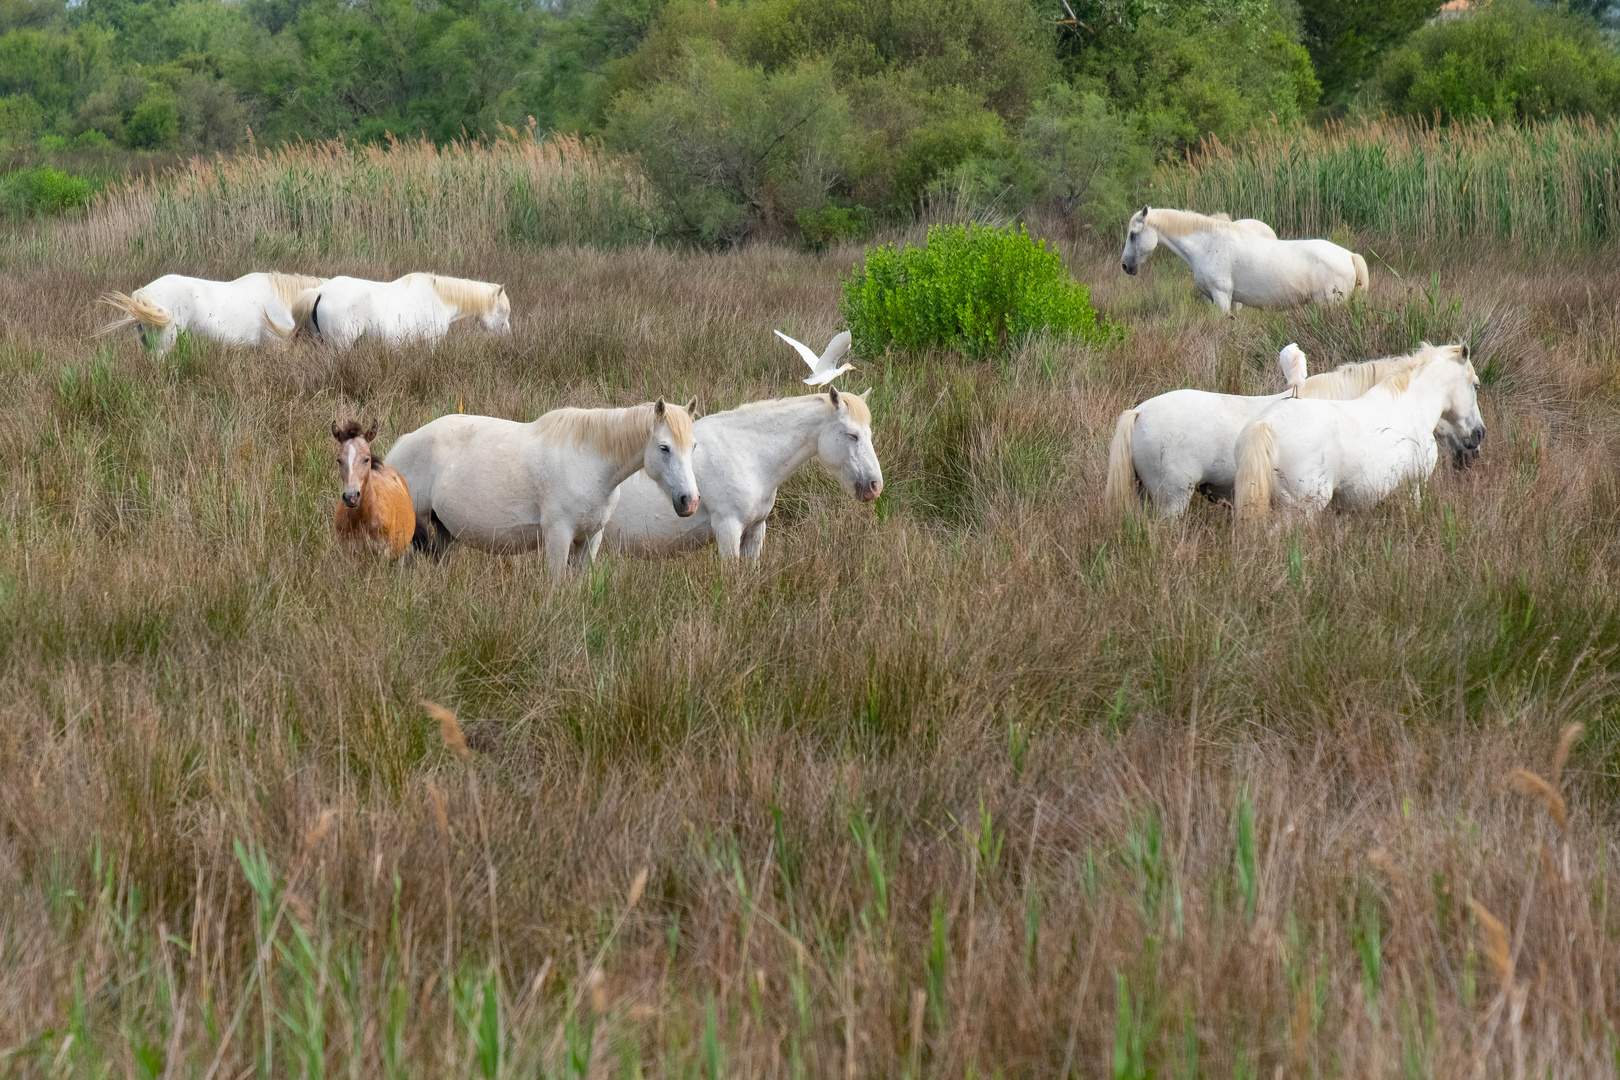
left=1297, top=0, right=1443, bottom=106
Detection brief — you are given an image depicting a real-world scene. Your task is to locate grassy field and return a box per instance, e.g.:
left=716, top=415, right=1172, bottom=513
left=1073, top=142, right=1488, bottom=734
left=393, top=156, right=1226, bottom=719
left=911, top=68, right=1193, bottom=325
left=2, top=156, right=1620, bottom=1077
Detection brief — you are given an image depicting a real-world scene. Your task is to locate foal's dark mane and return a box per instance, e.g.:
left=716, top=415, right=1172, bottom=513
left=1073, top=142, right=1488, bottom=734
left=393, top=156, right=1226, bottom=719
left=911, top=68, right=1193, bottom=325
left=332, top=419, right=367, bottom=442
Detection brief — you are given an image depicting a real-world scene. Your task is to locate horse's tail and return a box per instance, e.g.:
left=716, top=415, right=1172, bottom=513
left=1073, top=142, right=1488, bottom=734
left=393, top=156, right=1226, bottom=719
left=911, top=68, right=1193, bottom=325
left=1104, top=408, right=1140, bottom=512
left=95, top=290, right=172, bottom=336
left=261, top=309, right=295, bottom=345
left=291, top=287, right=323, bottom=338
left=1351, top=252, right=1370, bottom=294
left=1233, top=420, right=1277, bottom=525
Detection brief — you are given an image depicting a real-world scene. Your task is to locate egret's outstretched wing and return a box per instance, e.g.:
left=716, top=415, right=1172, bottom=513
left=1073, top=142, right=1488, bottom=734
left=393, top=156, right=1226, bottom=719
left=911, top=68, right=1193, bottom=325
left=774, top=329, right=821, bottom=373
left=821, top=331, right=853, bottom=367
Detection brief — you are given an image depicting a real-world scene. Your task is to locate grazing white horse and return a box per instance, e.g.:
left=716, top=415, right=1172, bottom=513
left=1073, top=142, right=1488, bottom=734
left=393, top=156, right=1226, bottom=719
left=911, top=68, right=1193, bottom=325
left=599, top=388, right=883, bottom=561
left=1120, top=207, right=1368, bottom=312
left=386, top=399, right=699, bottom=576
left=1106, top=344, right=1477, bottom=517
left=1234, top=343, right=1485, bottom=523
left=98, top=272, right=323, bottom=354
left=292, top=273, right=511, bottom=348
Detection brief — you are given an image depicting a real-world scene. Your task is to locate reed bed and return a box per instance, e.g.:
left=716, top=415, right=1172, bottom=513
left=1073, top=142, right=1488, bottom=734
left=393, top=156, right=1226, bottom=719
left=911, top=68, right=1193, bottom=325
left=0, top=231, right=1618, bottom=1075
left=1156, top=116, right=1620, bottom=250
left=61, top=130, right=652, bottom=265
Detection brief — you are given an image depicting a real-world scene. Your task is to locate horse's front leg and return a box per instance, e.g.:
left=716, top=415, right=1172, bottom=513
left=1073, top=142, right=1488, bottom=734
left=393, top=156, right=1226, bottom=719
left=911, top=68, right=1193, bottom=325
left=542, top=526, right=576, bottom=577
left=739, top=519, right=768, bottom=561
left=712, top=517, right=746, bottom=561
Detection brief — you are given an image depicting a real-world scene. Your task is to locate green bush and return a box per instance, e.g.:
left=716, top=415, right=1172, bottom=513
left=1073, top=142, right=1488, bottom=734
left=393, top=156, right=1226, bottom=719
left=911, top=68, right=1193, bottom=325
left=840, top=223, right=1119, bottom=359
left=0, top=165, right=94, bottom=217
left=1372, top=0, right=1620, bottom=123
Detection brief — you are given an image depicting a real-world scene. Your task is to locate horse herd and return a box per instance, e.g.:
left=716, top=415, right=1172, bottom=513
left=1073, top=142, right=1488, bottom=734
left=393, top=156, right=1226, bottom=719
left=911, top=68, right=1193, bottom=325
left=94, top=208, right=1486, bottom=574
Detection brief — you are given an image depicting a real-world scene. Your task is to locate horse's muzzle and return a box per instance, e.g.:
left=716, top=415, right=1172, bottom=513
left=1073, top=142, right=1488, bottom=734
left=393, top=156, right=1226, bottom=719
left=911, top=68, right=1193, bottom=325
left=1122, top=263, right=1138, bottom=276
left=858, top=478, right=883, bottom=503
left=673, top=493, right=699, bottom=518
left=342, top=489, right=361, bottom=508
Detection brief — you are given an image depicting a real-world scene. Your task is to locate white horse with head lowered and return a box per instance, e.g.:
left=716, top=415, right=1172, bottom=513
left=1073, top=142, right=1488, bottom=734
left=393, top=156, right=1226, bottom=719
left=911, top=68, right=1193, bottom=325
left=599, top=388, right=883, bottom=561
left=1234, top=343, right=1484, bottom=523
left=1120, top=207, right=1368, bottom=312
left=385, top=398, right=699, bottom=576
left=98, top=272, right=324, bottom=354
left=292, top=273, right=511, bottom=348
left=1106, top=344, right=1480, bottom=517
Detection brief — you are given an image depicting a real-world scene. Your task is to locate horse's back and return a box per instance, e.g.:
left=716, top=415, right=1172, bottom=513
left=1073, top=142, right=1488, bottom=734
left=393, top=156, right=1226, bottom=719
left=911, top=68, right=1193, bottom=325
left=1229, top=237, right=1358, bottom=308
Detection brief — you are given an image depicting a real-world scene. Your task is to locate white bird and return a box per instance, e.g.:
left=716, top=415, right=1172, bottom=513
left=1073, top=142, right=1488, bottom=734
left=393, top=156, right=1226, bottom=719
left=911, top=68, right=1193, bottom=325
left=775, top=329, right=855, bottom=387
left=1279, top=342, right=1308, bottom=396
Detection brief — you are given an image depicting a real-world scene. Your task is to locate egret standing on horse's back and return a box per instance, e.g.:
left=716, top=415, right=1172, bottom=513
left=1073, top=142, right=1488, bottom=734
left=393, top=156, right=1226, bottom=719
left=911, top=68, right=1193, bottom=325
left=1120, top=207, right=1368, bottom=312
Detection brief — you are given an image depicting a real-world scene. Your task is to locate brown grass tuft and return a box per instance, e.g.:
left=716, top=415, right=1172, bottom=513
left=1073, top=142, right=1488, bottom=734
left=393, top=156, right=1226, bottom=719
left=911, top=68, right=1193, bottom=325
left=1468, top=898, right=1514, bottom=987
left=1508, top=768, right=1569, bottom=832
left=423, top=699, right=469, bottom=760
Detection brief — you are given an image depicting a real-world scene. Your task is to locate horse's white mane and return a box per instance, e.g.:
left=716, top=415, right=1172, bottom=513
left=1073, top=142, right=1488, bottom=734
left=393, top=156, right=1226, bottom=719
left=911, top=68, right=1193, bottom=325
left=267, top=273, right=325, bottom=308
left=725, top=392, right=872, bottom=426
left=1297, top=342, right=1465, bottom=400
left=533, top=402, right=695, bottom=461
left=1143, top=207, right=1247, bottom=238
left=1360, top=343, right=1469, bottom=400
left=406, top=273, right=506, bottom=314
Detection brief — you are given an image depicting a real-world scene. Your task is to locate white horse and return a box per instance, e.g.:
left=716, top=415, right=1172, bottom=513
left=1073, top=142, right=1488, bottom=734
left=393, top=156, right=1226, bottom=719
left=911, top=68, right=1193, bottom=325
left=98, top=272, right=323, bottom=354
left=1105, top=345, right=1481, bottom=517
left=292, top=273, right=511, bottom=348
left=1234, top=343, right=1484, bottom=523
left=1120, top=207, right=1368, bottom=312
left=599, top=388, right=883, bottom=561
left=385, top=399, right=699, bottom=576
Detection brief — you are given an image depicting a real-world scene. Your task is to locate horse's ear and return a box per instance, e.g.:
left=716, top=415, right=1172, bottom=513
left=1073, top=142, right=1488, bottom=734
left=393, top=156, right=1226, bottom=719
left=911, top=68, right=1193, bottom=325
left=1460, top=342, right=1470, bottom=361
left=331, top=421, right=342, bottom=442
left=1141, top=205, right=1149, bottom=217
left=828, top=386, right=841, bottom=408
left=654, top=398, right=666, bottom=418
left=364, top=422, right=378, bottom=442
left=859, top=388, right=871, bottom=400
left=684, top=396, right=698, bottom=418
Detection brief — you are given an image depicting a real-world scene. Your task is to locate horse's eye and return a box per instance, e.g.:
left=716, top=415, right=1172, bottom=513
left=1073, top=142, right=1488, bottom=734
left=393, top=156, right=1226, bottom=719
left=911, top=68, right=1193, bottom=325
left=660, top=444, right=670, bottom=453
left=363, top=457, right=371, bottom=463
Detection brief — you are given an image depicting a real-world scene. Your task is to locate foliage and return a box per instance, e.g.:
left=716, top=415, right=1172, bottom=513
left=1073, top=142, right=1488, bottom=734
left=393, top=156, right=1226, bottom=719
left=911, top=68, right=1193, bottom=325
left=1056, top=0, right=1321, bottom=154
left=1372, top=0, right=1620, bottom=124
left=604, top=46, right=853, bottom=246
left=0, top=162, right=91, bottom=215
left=840, top=222, right=1118, bottom=359
left=946, top=84, right=1152, bottom=233
left=1296, top=0, right=1443, bottom=106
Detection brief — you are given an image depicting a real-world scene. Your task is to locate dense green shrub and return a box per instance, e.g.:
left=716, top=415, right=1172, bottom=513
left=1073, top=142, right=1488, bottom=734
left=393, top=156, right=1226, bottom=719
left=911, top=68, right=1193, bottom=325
left=0, top=165, right=93, bottom=216
left=1372, top=0, right=1620, bottom=123
left=605, top=47, right=853, bottom=247
left=840, top=223, right=1118, bottom=359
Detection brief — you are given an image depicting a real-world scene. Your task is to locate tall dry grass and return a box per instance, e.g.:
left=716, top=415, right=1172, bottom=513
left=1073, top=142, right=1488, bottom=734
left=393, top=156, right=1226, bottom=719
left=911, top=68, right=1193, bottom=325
left=30, top=129, right=652, bottom=267
left=1156, top=116, right=1620, bottom=251
left=1, top=223, right=1619, bottom=1076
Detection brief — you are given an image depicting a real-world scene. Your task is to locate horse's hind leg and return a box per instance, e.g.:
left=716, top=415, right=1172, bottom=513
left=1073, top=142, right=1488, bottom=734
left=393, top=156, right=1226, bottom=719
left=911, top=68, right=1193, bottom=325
left=411, top=510, right=454, bottom=562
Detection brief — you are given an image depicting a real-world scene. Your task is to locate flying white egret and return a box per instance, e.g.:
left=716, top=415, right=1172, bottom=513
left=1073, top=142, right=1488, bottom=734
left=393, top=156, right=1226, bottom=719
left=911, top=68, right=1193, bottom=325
left=1279, top=342, right=1308, bottom=396
left=775, top=329, right=855, bottom=387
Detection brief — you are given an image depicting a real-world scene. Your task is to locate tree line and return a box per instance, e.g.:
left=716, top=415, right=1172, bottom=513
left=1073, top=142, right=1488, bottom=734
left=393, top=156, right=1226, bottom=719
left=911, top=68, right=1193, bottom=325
left=3, top=0, right=1620, bottom=242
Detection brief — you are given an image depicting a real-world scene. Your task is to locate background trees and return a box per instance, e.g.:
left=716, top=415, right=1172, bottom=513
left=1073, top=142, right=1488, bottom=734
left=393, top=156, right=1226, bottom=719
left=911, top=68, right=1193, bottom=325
left=4, top=0, right=1620, bottom=239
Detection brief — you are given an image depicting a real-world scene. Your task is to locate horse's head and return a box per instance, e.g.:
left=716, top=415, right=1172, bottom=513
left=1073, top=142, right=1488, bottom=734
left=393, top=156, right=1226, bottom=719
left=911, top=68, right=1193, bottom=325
left=643, top=398, right=700, bottom=518
left=332, top=419, right=378, bottom=508
left=1120, top=206, right=1157, bottom=276
left=481, top=286, right=511, bottom=335
left=817, top=387, right=883, bottom=503
left=1429, top=343, right=1486, bottom=468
